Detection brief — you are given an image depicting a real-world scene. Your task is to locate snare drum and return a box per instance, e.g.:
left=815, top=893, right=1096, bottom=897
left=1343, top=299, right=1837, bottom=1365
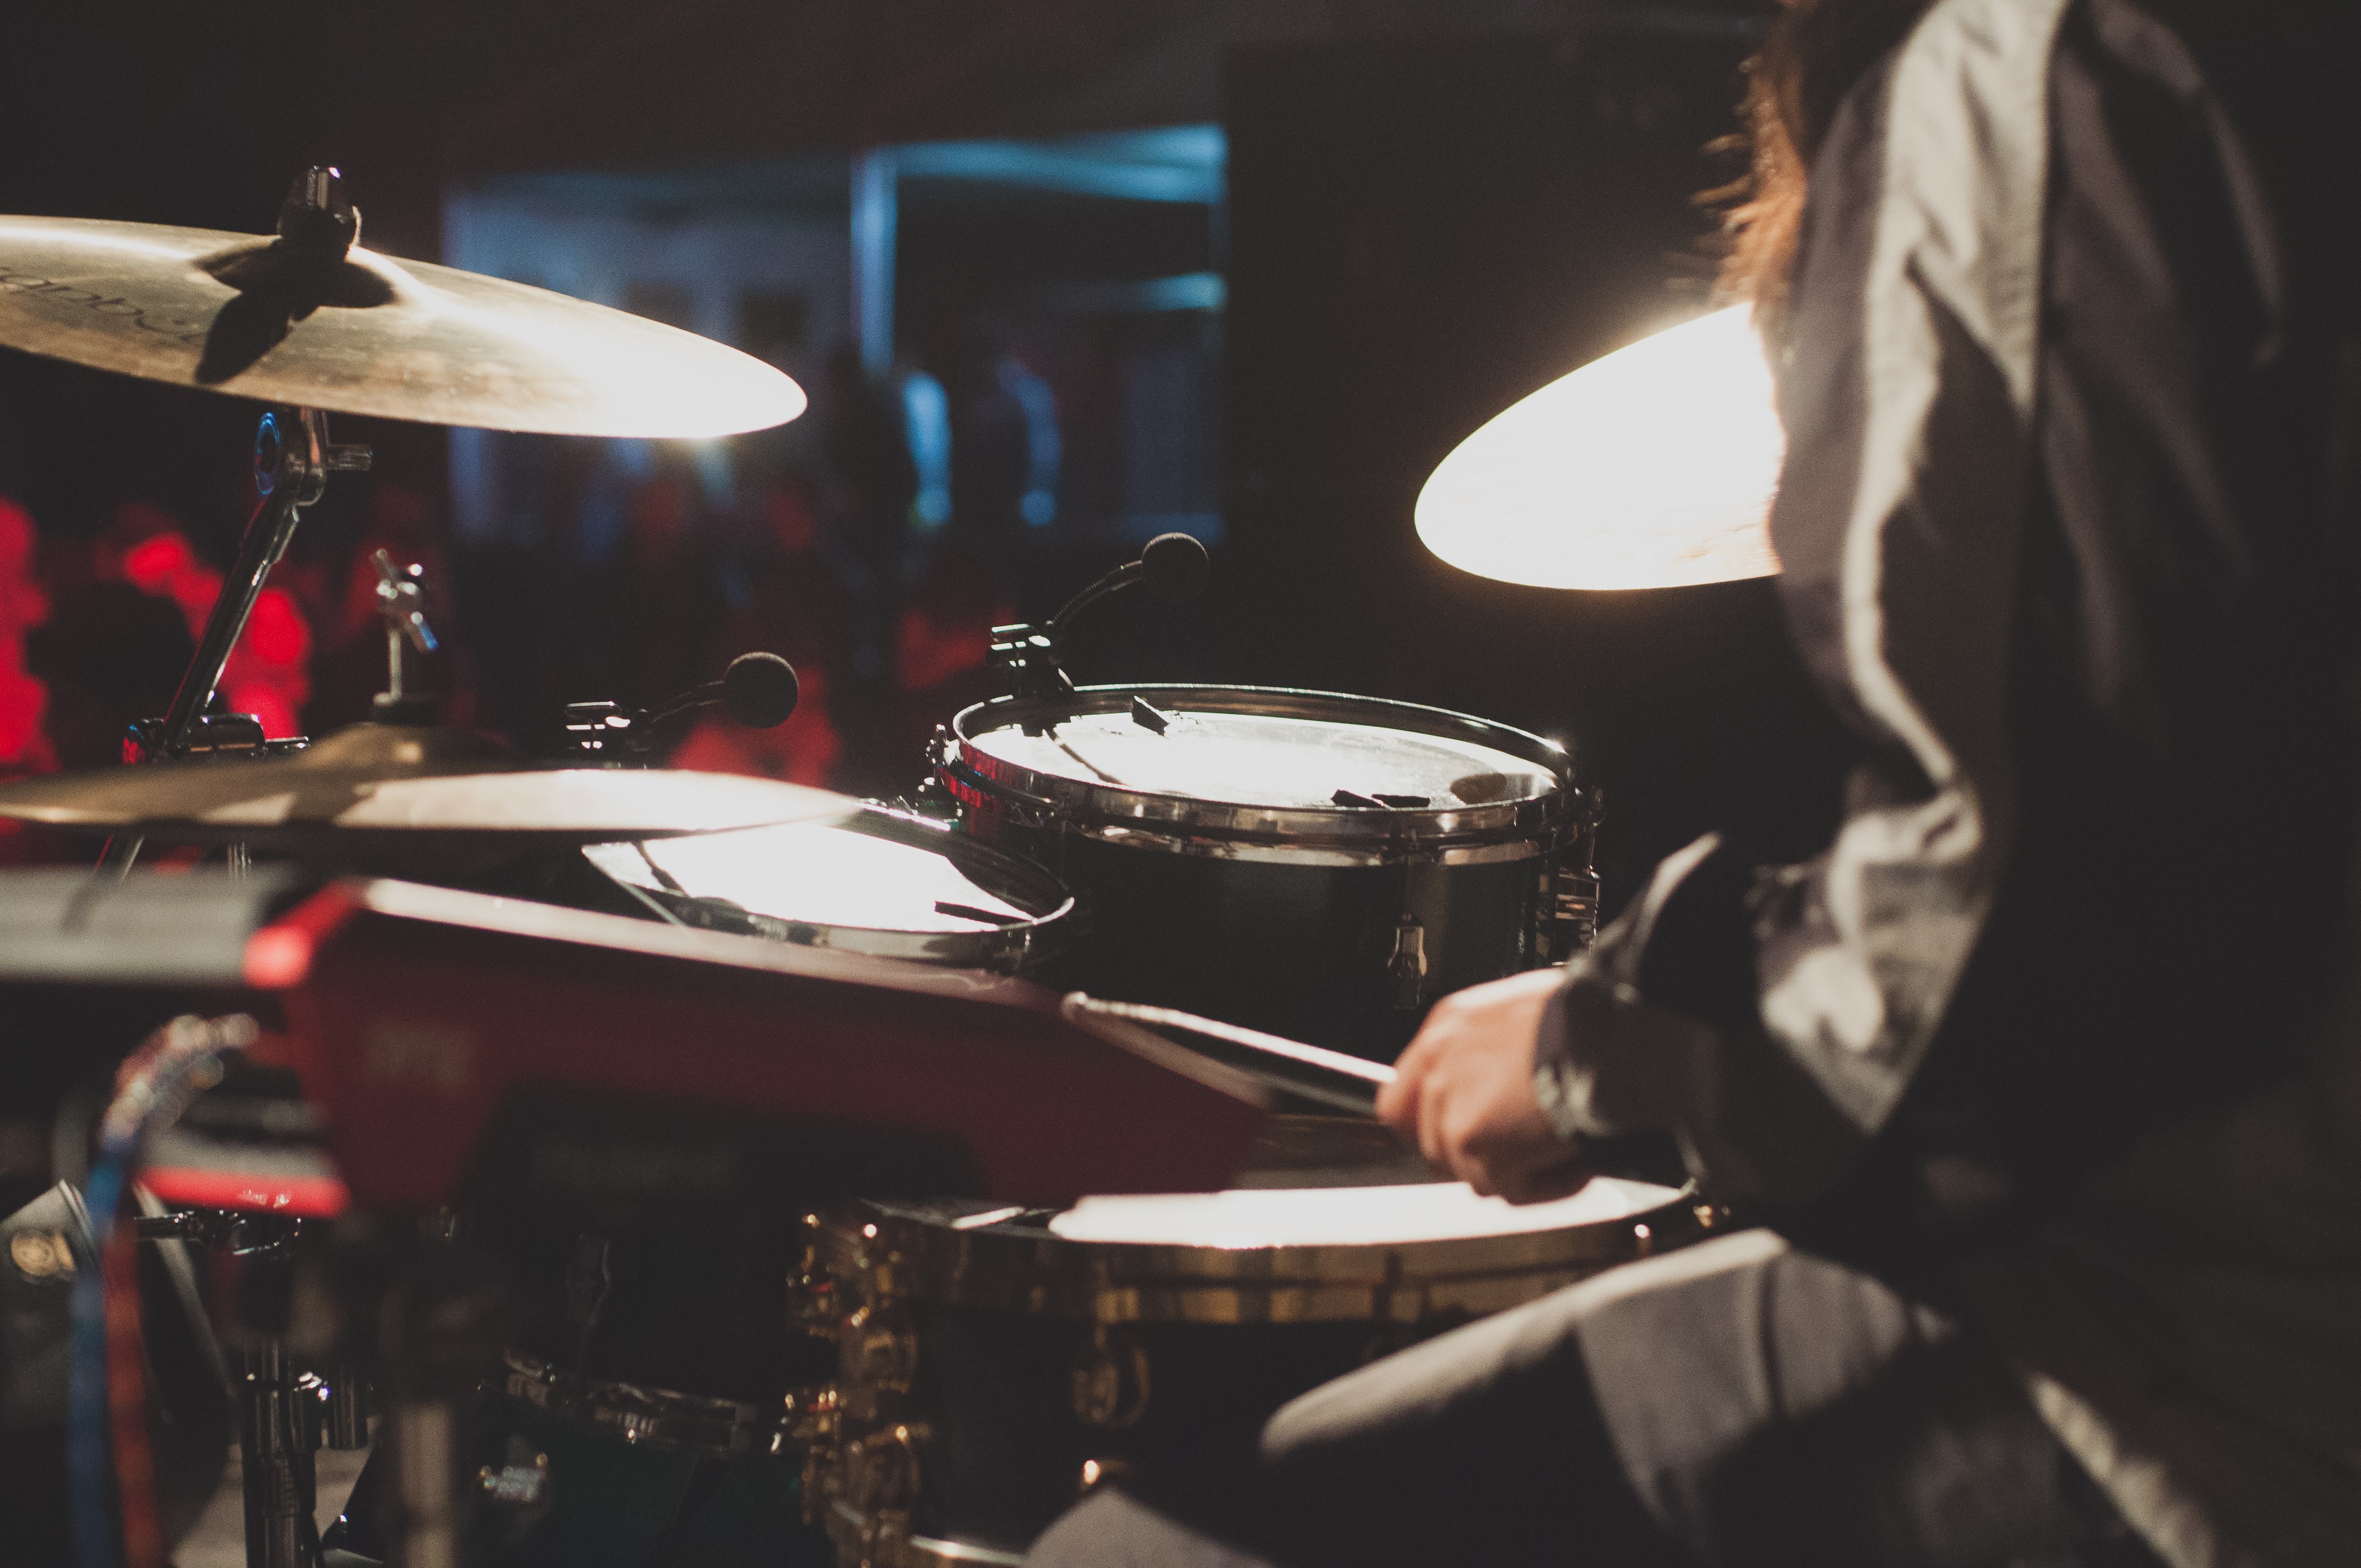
left=798, top=1157, right=1700, bottom=1566
left=934, top=686, right=1598, bottom=1057
left=583, top=803, right=1074, bottom=973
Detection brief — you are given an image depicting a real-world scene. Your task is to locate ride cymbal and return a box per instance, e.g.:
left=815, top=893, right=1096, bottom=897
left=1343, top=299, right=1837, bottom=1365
left=0, top=724, right=854, bottom=842
left=0, top=216, right=804, bottom=437
left=1416, top=306, right=1782, bottom=591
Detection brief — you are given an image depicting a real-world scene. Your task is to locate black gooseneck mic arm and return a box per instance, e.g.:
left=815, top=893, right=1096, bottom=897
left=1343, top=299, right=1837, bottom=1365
left=990, top=532, right=1210, bottom=700
left=561, top=651, right=801, bottom=762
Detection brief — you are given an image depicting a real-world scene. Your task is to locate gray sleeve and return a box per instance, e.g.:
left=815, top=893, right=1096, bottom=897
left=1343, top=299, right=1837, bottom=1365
left=1527, top=0, right=2072, bottom=1204
left=1531, top=0, right=2313, bottom=1206
left=1533, top=834, right=1870, bottom=1202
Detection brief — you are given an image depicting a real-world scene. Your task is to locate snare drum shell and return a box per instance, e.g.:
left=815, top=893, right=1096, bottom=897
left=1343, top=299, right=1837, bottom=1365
left=939, top=686, right=1599, bottom=1060
left=1040, top=842, right=1554, bottom=1056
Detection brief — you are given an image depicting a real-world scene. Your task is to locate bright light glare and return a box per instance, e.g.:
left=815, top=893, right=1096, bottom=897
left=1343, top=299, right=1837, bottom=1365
left=1416, top=306, right=1783, bottom=591
left=1049, top=1178, right=1667, bottom=1248
left=591, top=823, right=1029, bottom=932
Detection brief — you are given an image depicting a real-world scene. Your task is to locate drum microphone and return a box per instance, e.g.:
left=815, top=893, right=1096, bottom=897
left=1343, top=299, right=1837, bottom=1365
left=716, top=651, right=801, bottom=729
left=993, top=533, right=1210, bottom=700
left=562, top=652, right=799, bottom=761
left=1048, top=531, right=1211, bottom=635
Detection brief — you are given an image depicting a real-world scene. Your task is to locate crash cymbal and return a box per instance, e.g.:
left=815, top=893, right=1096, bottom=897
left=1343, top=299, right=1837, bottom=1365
left=1416, top=306, right=1782, bottom=591
left=0, top=724, right=853, bottom=841
left=0, top=216, right=804, bottom=438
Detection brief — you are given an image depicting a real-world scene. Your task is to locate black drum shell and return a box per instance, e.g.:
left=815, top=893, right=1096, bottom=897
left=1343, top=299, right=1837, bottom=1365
left=914, top=1309, right=1402, bottom=1549
left=939, top=685, right=1598, bottom=1060
left=1013, top=833, right=1553, bottom=1056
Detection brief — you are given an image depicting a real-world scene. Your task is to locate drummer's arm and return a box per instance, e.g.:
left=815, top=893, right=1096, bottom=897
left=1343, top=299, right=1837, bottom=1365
left=1377, top=829, right=1864, bottom=1205
left=1380, top=824, right=1875, bottom=1204
left=1526, top=831, right=1865, bottom=1203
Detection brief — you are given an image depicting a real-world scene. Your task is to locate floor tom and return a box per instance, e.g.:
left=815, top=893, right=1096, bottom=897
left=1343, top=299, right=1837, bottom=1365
left=801, top=1156, right=1701, bottom=1565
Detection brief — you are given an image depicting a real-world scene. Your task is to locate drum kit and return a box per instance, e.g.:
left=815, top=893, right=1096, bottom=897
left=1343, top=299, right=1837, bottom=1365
left=0, top=169, right=1750, bottom=1568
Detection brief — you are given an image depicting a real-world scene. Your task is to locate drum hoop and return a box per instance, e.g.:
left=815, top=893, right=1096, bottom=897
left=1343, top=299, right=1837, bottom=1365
left=596, top=804, right=1078, bottom=972
left=947, top=685, right=1595, bottom=851
left=1059, top=822, right=1566, bottom=868
left=827, top=1186, right=1705, bottom=1323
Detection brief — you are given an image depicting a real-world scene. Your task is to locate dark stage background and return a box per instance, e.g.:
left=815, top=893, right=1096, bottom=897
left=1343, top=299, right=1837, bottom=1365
left=0, top=0, right=1849, bottom=917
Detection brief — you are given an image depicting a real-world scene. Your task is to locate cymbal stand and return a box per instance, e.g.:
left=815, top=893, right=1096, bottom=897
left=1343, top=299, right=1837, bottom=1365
left=374, top=1230, right=511, bottom=1568
left=370, top=551, right=439, bottom=726
left=101, top=166, right=373, bottom=873
left=95, top=406, right=372, bottom=872
left=138, top=1207, right=326, bottom=1568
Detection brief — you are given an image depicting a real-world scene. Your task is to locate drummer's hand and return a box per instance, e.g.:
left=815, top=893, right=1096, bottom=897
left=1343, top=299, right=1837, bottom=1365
left=1377, top=969, right=1590, bottom=1203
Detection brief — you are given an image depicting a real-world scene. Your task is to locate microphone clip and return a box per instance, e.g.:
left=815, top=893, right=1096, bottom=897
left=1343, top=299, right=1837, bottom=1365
left=988, top=622, right=1074, bottom=703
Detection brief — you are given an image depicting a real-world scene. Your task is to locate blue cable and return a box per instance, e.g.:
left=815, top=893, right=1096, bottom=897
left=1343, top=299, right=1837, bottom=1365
left=67, top=1014, right=257, bottom=1568
left=69, top=1154, right=128, bottom=1568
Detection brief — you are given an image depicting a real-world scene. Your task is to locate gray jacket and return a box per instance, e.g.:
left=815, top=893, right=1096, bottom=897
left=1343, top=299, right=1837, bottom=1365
left=1533, top=1, right=2361, bottom=1562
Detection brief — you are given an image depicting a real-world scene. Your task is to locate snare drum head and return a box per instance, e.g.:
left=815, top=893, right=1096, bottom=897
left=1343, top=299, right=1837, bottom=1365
left=834, top=1177, right=1695, bottom=1320
left=962, top=692, right=1561, bottom=814
left=1046, top=1177, right=1674, bottom=1249
left=583, top=808, right=1070, bottom=968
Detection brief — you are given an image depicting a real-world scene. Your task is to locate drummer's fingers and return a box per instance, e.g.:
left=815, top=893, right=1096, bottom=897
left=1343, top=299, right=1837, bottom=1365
left=1378, top=1028, right=1441, bottom=1128
left=1373, top=1056, right=1415, bottom=1125
left=1416, top=1064, right=1455, bottom=1170
left=1457, top=1120, right=1538, bottom=1199
left=1441, top=1095, right=1506, bottom=1195
left=1496, top=1152, right=1593, bottom=1206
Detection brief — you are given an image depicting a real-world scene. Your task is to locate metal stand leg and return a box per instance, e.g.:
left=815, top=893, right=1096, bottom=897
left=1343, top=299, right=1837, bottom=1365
left=325, top=1361, right=369, bottom=1452
left=238, top=1338, right=317, bottom=1568
left=377, top=1234, right=510, bottom=1568
left=387, top=1399, right=461, bottom=1568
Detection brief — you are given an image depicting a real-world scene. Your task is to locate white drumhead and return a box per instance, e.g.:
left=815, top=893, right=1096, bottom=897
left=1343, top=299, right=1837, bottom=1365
left=1047, top=1177, right=1678, bottom=1249
left=971, top=710, right=1555, bottom=810
left=585, top=820, right=1037, bottom=933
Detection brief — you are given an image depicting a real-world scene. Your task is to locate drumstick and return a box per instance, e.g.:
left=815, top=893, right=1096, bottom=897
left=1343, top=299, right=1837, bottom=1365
left=1060, top=994, right=1394, bottom=1115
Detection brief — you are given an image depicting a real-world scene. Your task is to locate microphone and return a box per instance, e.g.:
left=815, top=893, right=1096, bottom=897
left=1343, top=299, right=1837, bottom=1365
left=561, top=652, right=799, bottom=761
left=719, top=651, right=800, bottom=728
left=994, top=533, right=1210, bottom=700
left=1045, top=532, right=1210, bottom=638
left=1139, top=531, right=1212, bottom=603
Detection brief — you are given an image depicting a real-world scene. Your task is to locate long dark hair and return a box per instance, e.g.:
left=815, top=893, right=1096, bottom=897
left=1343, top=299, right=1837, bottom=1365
left=1714, top=0, right=1938, bottom=326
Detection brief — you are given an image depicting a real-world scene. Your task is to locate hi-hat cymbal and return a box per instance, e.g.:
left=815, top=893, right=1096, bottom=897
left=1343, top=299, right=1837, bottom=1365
left=0, top=216, right=805, bottom=438
left=1416, top=306, right=1782, bottom=591
left=0, top=724, right=853, bottom=841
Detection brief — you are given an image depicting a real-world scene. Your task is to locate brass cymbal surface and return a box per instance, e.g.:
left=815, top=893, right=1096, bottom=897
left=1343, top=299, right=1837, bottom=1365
left=1416, top=306, right=1782, bottom=591
left=0, top=216, right=806, bottom=437
left=0, top=725, right=855, bottom=841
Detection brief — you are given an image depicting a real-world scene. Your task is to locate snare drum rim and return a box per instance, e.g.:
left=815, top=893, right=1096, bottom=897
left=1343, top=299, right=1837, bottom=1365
left=592, top=804, right=1078, bottom=972
left=827, top=1185, right=1701, bottom=1324
left=945, top=686, right=1595, bottom=858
